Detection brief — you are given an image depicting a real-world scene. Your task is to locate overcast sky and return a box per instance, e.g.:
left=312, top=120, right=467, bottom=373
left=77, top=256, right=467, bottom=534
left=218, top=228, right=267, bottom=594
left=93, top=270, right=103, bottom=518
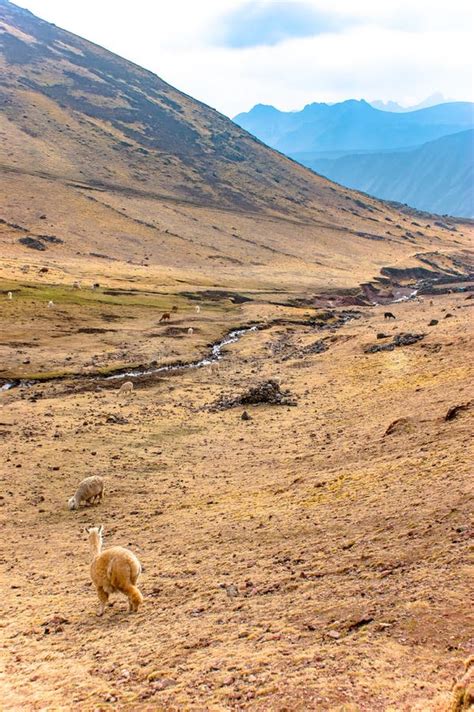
left=12, top=0, right=474, bottom=116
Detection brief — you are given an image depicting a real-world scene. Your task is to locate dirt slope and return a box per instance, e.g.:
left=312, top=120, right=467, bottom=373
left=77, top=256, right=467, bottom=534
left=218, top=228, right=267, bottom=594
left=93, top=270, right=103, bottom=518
left=0, top=289, right=472, bottom=711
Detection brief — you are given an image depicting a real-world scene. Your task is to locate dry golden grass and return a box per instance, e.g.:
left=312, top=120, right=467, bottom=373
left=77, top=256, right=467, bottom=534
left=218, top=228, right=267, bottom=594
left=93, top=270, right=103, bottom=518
left=1, top=280, right=472, bottom=711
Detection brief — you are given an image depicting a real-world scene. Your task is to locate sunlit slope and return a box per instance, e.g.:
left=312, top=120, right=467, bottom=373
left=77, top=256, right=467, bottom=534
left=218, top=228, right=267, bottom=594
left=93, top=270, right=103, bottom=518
left=0, top=0, right=472, bottom=289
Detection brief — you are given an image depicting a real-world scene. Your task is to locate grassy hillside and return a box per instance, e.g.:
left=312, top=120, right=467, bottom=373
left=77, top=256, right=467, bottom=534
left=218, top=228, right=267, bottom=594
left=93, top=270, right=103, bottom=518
left=1, top=0, right=472, bottom=293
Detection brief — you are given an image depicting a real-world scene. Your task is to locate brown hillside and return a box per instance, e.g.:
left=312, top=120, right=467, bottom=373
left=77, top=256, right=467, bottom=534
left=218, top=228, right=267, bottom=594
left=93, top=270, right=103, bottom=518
left=0, top=0, right=472, bottom=291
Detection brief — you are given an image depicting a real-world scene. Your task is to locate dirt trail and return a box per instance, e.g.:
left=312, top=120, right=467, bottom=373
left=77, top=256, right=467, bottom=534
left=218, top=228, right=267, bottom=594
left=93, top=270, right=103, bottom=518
left=0, top=291, right=473, bottom=711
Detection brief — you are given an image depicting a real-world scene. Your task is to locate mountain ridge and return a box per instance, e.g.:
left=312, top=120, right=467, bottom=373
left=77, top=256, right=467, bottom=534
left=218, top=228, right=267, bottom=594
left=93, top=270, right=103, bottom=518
left=234, top=99, right=474, bottom=153
left=0, top=0, right=472, bottom=292
left=305, top=130, right=474, bottom=218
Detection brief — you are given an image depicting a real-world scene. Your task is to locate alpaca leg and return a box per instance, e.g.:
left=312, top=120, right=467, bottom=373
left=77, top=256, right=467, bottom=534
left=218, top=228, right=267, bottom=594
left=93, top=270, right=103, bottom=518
left=96, top=587, right=109, bottom=616
left=124, top=584, right=143, bottom=612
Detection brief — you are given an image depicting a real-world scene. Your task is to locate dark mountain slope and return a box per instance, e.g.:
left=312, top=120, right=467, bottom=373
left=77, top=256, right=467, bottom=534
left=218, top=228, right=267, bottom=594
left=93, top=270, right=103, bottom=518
left=307, top=130, right=474, bottom=218
left=0, top=0, right=352, bottom=218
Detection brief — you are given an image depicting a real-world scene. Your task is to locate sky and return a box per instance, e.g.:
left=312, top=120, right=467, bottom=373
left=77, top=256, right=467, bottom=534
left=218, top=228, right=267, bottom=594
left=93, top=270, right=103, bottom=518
left=12, top=0, right=474, bottom=117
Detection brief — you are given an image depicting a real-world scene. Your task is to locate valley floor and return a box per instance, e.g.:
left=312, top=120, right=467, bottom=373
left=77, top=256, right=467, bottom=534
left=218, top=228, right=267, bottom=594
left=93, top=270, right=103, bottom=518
left=0, top=278, right=473, bottom=711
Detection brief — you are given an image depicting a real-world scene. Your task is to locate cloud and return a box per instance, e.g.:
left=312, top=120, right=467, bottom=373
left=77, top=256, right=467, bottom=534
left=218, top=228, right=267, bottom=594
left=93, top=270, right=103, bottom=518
left=213, top=1, right=351, bottom=48
left=13, top=0, right=474, bottom=116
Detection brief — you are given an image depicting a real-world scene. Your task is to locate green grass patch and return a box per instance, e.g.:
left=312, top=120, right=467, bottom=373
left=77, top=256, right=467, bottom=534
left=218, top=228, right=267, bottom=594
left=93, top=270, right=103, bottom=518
left=0, top=279, right=240, bottom=313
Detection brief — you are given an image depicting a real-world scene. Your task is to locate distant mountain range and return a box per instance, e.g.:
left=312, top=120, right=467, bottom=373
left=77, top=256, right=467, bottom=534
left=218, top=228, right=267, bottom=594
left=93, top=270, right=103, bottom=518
left=234, top=99, right=474, bottom=217
left=233, top=100, right=474, bottom=154
left=307, top=130, right=474, bottom=218
left=370, top=93, right=453, bottom=113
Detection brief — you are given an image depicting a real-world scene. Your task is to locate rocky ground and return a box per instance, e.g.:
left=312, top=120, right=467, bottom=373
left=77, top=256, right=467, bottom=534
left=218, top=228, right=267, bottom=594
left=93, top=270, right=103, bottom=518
left=0, top=283, right=473, bottom=711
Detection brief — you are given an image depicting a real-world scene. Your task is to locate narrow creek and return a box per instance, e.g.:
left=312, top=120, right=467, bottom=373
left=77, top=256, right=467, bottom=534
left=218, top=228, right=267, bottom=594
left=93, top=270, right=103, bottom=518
left=106, top=325, right=259, bottom=380
left=0, top=325, right=259, bottom=392
left=0, top=302, right=387, bottom=393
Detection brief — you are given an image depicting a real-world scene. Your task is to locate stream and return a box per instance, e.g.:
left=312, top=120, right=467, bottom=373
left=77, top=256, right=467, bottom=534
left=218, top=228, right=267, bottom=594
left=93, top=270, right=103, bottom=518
left=0, top=325, right=259, bottom=392
left=0, top=287, right=420, bottom=393
left=106, top=325, right=259, bottom=380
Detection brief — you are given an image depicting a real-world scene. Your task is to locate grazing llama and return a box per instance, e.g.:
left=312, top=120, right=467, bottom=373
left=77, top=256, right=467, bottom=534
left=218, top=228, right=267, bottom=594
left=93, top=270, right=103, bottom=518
left=188, top=327, right=194, bottom=335
left=47, top=300, right=54, bottom=308
left=195, top=305, right=200, bottom=313
left=384, top=311, right=396, bottom=320
left=160, top=312, right=171, bottom=322
left=7, top=291, right=13, bottom=300
left=87, top=526, right=143, bottom=616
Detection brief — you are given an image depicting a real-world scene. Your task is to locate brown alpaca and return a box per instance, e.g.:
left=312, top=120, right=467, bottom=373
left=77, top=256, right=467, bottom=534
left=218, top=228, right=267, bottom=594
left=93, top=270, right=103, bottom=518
left=160, top=312, right=171, bottom=322
left=87, top=526, right=143, bottom=616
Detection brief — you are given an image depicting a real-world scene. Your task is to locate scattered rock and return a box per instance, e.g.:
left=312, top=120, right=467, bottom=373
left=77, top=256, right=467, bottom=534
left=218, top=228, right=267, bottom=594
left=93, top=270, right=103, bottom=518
left=346, top=616, right=374, bottom=632
left=151, top=678, right=176, bottom=691
left=384, top=417, right=414, bottom=436
left=219, top=583, right=239, bottom=598
left=393, top=333, right=425, bottom=347
left=444, top=313, right=454, bottom=318
left=299, top=339, right=327, bottom=357
left=106, top=414, right=129, bottom=425
left=445, top=402, right=472, bottom=421
left=19, top=237, right=47, bottom=251
left=241, top=411, right=252, bottom=421
left=42, top=615, right=69, bottom=634
left=147, top=672, right=176, bottom=689
left=376, top=333, right=389, bottom=339
left=211, top=380, right=297, bottom=410
left=428, top=319, right=438, bottom=326
left=365, top=333, right=425, bottom=353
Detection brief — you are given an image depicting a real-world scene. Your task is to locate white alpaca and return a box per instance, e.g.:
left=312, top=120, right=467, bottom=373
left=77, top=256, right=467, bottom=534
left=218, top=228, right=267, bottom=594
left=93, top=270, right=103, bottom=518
left=210, top=360, right=221, bottom=373
left=188, top=327, right=194, bottom=335
left=68, top=476, right=104, bottom=510
left=47, top=300, right=54, bottom=308
left=195, top=305, right=200, bottom=313
left=7, top=292, right=12, bottom=300
left=118, top=381, right=133, bottom=397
